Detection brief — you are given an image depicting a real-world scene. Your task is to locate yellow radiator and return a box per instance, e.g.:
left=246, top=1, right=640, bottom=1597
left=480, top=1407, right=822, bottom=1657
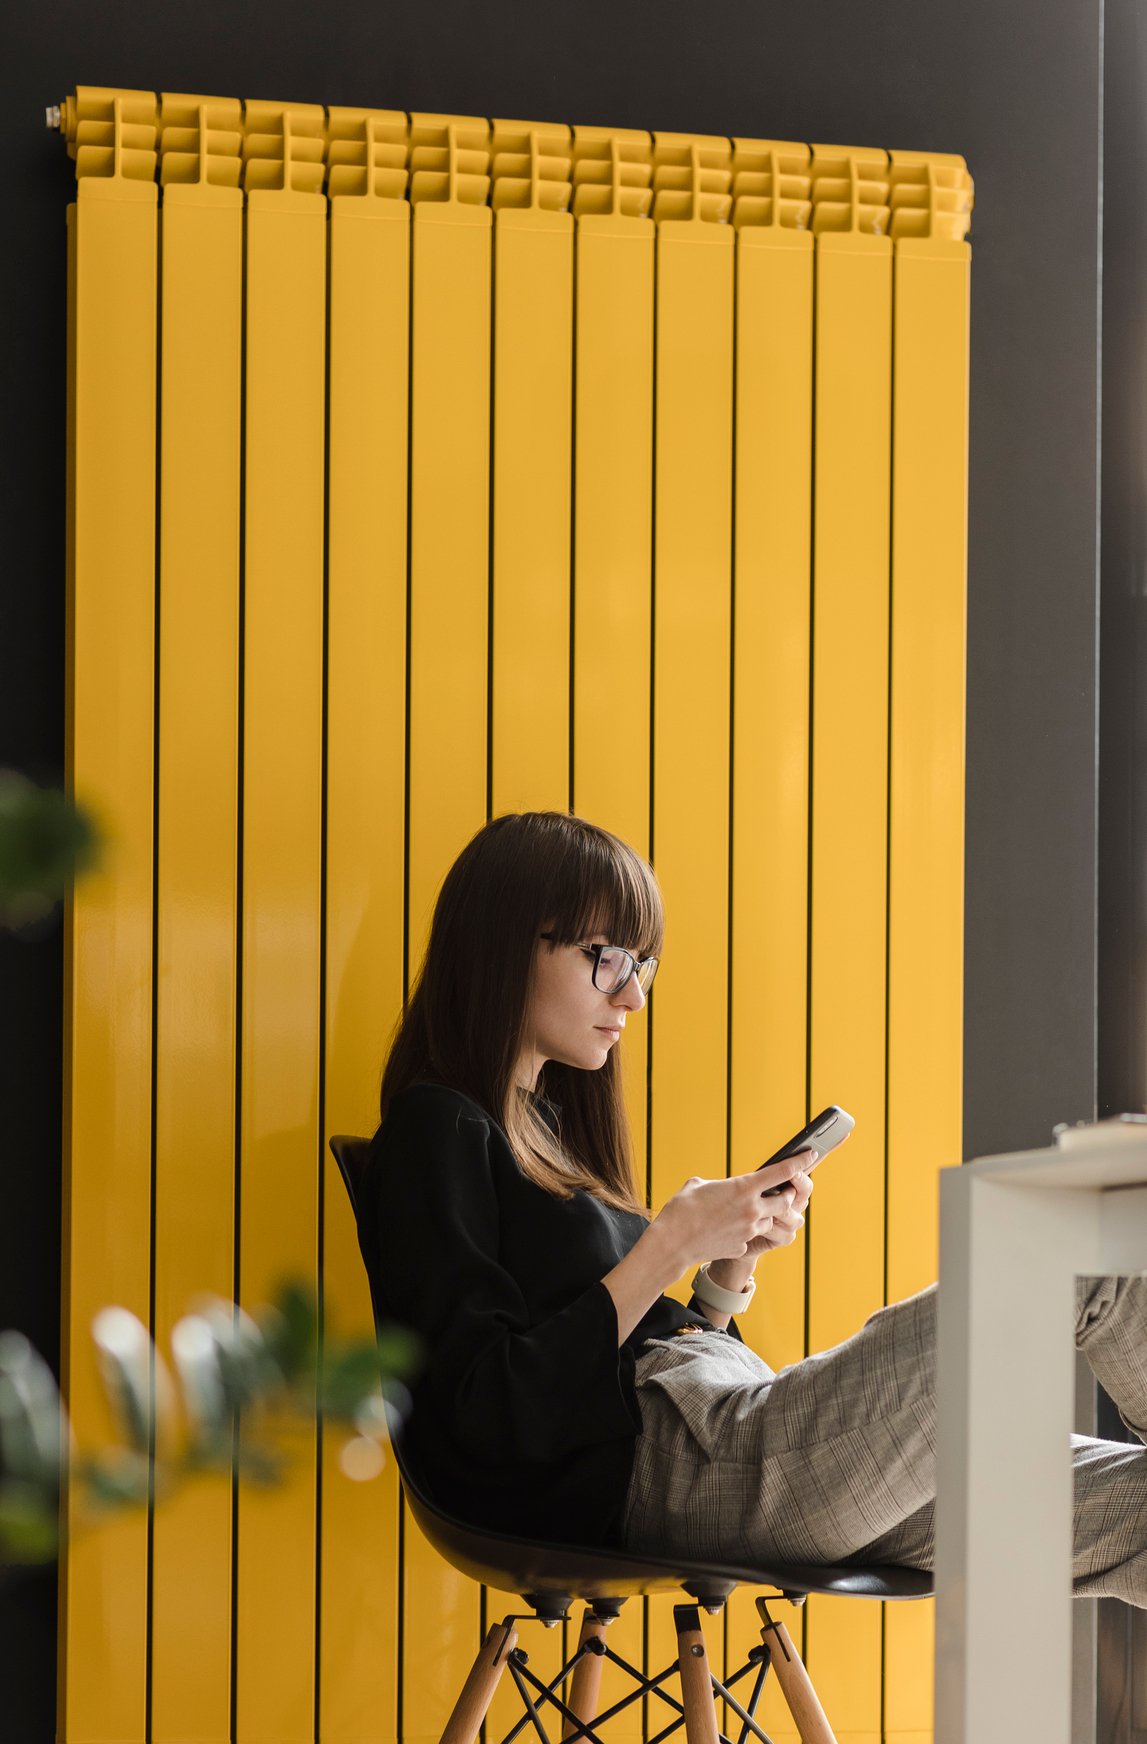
left=58, top=85, right=971, bottom=1744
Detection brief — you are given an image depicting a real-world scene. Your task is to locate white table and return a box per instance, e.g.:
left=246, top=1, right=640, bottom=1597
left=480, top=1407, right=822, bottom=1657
left=935, top=1128, right=1147, bottom=1744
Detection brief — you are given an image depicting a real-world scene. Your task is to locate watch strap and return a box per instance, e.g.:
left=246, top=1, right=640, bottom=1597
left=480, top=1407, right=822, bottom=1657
left=690, top=1263, right=756, bottom=1316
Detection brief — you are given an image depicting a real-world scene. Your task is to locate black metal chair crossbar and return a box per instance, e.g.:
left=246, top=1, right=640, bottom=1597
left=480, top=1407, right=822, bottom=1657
left=329, top=1135, right=933, bottom=1744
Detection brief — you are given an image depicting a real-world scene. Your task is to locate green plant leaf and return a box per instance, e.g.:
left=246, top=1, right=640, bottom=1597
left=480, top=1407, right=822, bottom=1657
left=0, top=1482, right=59, bottom=1562
left=0, top=772, right=100, bottom=924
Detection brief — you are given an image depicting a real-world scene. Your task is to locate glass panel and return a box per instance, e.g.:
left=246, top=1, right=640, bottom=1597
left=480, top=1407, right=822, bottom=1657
left=636, top=955, right=659, bottom=993
left=594, top=945, right=632, bottom=992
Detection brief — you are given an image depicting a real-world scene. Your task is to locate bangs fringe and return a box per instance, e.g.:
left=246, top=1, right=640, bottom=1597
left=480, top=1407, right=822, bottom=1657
left=546, top=829, right=664, bottom=961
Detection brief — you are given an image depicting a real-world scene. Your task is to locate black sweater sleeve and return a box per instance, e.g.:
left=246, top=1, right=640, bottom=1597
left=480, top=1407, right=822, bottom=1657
left=366, top=1088, right=641, bottom=1468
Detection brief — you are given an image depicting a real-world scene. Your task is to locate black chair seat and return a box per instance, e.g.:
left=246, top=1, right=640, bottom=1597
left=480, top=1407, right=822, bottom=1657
left=329, top=1132, right=934, bottom=1616
left=405, top=1479, right=933, bottom=1608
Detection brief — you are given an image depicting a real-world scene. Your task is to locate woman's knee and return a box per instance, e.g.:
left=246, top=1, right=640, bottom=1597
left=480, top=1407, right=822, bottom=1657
left=863, top=1281, right=937, bottom=1335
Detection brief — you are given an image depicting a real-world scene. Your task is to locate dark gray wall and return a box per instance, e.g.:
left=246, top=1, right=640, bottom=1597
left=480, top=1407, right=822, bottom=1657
left=1101, top=0, right=1147, bottom=1124
left=1097, top=0, right=1147, bottom=1732
left=1, top=2, right=1106, bottom=1735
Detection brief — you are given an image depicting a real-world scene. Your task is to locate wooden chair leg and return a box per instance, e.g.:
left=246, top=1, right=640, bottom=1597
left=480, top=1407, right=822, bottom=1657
left=673, top=1603, right=721, bottom=1744
left=562, top=1608, right=610, bottom=1740
left=754, top=1598, right=837, bottom=1744
left=440, top=1620, right=520, bottom=1744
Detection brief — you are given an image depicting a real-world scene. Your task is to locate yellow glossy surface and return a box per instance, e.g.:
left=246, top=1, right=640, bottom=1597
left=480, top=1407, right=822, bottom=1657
left=403, top=191, right=491, bottom=1744
left=151, top=179, right=242, bottom=1743
left=406, top=198, right=492, bottom=965
left=803, top=227, right=893, bottom=1740
left=648, top=218, right=733, bottom=1216
left=570, top=215, right=653, bottom=857
left=882, top=234, right=969, bottom=1744
left=235, top=186, right=327, bottom=1743
left=490, top=205, right=574, bottom=816
left=63, top=175, right=157, bottom=1744
left=62, top=108, right=967, bottom=1744
left=322, top=189, right=412, bottom=1744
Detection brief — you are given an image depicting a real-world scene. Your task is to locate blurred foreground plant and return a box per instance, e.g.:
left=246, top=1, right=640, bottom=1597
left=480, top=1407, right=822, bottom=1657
left=0, top=770, right=99, bottom=929
left=0, top=783, right=419, bottom=1565
left=0, top=1286, right=419, bottom=1569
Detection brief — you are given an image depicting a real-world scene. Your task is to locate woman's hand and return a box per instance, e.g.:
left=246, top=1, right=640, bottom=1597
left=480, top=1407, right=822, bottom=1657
left=701, top=1150, right=816, bottom=1288
left=603, top=1149, right=820, bottom=1345
left=696, top=1151, right=818, bottom=1324
left=740, top=1153, right=816, bottom=1257
left=650, top=1151, right=814, bottom=1275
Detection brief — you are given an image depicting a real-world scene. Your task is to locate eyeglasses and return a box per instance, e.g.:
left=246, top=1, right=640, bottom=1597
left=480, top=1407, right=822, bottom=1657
left=540, top=934, right=660, bottom=997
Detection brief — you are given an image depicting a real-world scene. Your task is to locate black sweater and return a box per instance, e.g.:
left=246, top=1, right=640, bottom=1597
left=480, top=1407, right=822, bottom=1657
left=358, top=1081, right=722, bottom=1548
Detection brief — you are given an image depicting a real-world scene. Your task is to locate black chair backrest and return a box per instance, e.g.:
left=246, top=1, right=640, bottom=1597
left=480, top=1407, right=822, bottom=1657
left=326, top=1132, right=431, bottom=1508
left=329, top=1133, right=370, bottom=1221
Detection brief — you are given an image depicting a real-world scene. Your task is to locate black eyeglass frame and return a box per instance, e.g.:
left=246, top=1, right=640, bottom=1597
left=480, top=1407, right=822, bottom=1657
left=539, top=933, right=660, bottom=997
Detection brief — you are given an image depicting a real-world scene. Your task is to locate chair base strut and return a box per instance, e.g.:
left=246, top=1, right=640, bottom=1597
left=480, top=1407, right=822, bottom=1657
left=438, top=1595, right=838, bottom=1744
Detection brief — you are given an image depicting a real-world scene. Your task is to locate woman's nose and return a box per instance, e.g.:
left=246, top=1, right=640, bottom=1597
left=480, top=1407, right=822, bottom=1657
left=614, top=975, right=646, bottom=1013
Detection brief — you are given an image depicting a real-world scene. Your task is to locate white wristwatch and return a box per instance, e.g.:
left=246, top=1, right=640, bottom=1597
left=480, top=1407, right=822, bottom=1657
left=690, top=1263, right=756, bottom=1315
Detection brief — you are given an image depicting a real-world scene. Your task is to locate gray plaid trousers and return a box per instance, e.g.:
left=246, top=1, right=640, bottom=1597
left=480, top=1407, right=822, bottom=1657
left=622, top=1278, right=1147, bottom=1606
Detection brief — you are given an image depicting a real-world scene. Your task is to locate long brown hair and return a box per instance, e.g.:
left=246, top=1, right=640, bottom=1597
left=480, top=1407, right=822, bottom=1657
left=379, top=812, right=662, bottom=1213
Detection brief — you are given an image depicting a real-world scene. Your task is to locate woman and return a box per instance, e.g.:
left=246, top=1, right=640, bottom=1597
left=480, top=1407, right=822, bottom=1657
left=359, top=811, right=1147, bottom=1600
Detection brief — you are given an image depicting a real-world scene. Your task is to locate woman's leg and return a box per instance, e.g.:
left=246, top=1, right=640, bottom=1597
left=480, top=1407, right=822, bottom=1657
left=625, top=1279, right=1147, bottom=1606
left=625, top=1288, right=938, bottom=1566
left=1075, top=1274, right=1147, bottom=1438
left=854, top=1433, right=1147, bottom=1609
left=838, top=1275, right=1147, bottom=1576
left=737, top=1286, right=938, bottom=1565
left=1066, top=1276, right=1147, bottom=1601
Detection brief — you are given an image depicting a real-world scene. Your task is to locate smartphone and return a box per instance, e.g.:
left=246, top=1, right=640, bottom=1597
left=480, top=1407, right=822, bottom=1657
left=758, top=1106, right=854, bottom=1195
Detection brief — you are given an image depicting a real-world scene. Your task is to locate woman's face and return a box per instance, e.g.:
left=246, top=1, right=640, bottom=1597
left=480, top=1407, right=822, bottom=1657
left=520, top=929, right=648, bottom=1086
